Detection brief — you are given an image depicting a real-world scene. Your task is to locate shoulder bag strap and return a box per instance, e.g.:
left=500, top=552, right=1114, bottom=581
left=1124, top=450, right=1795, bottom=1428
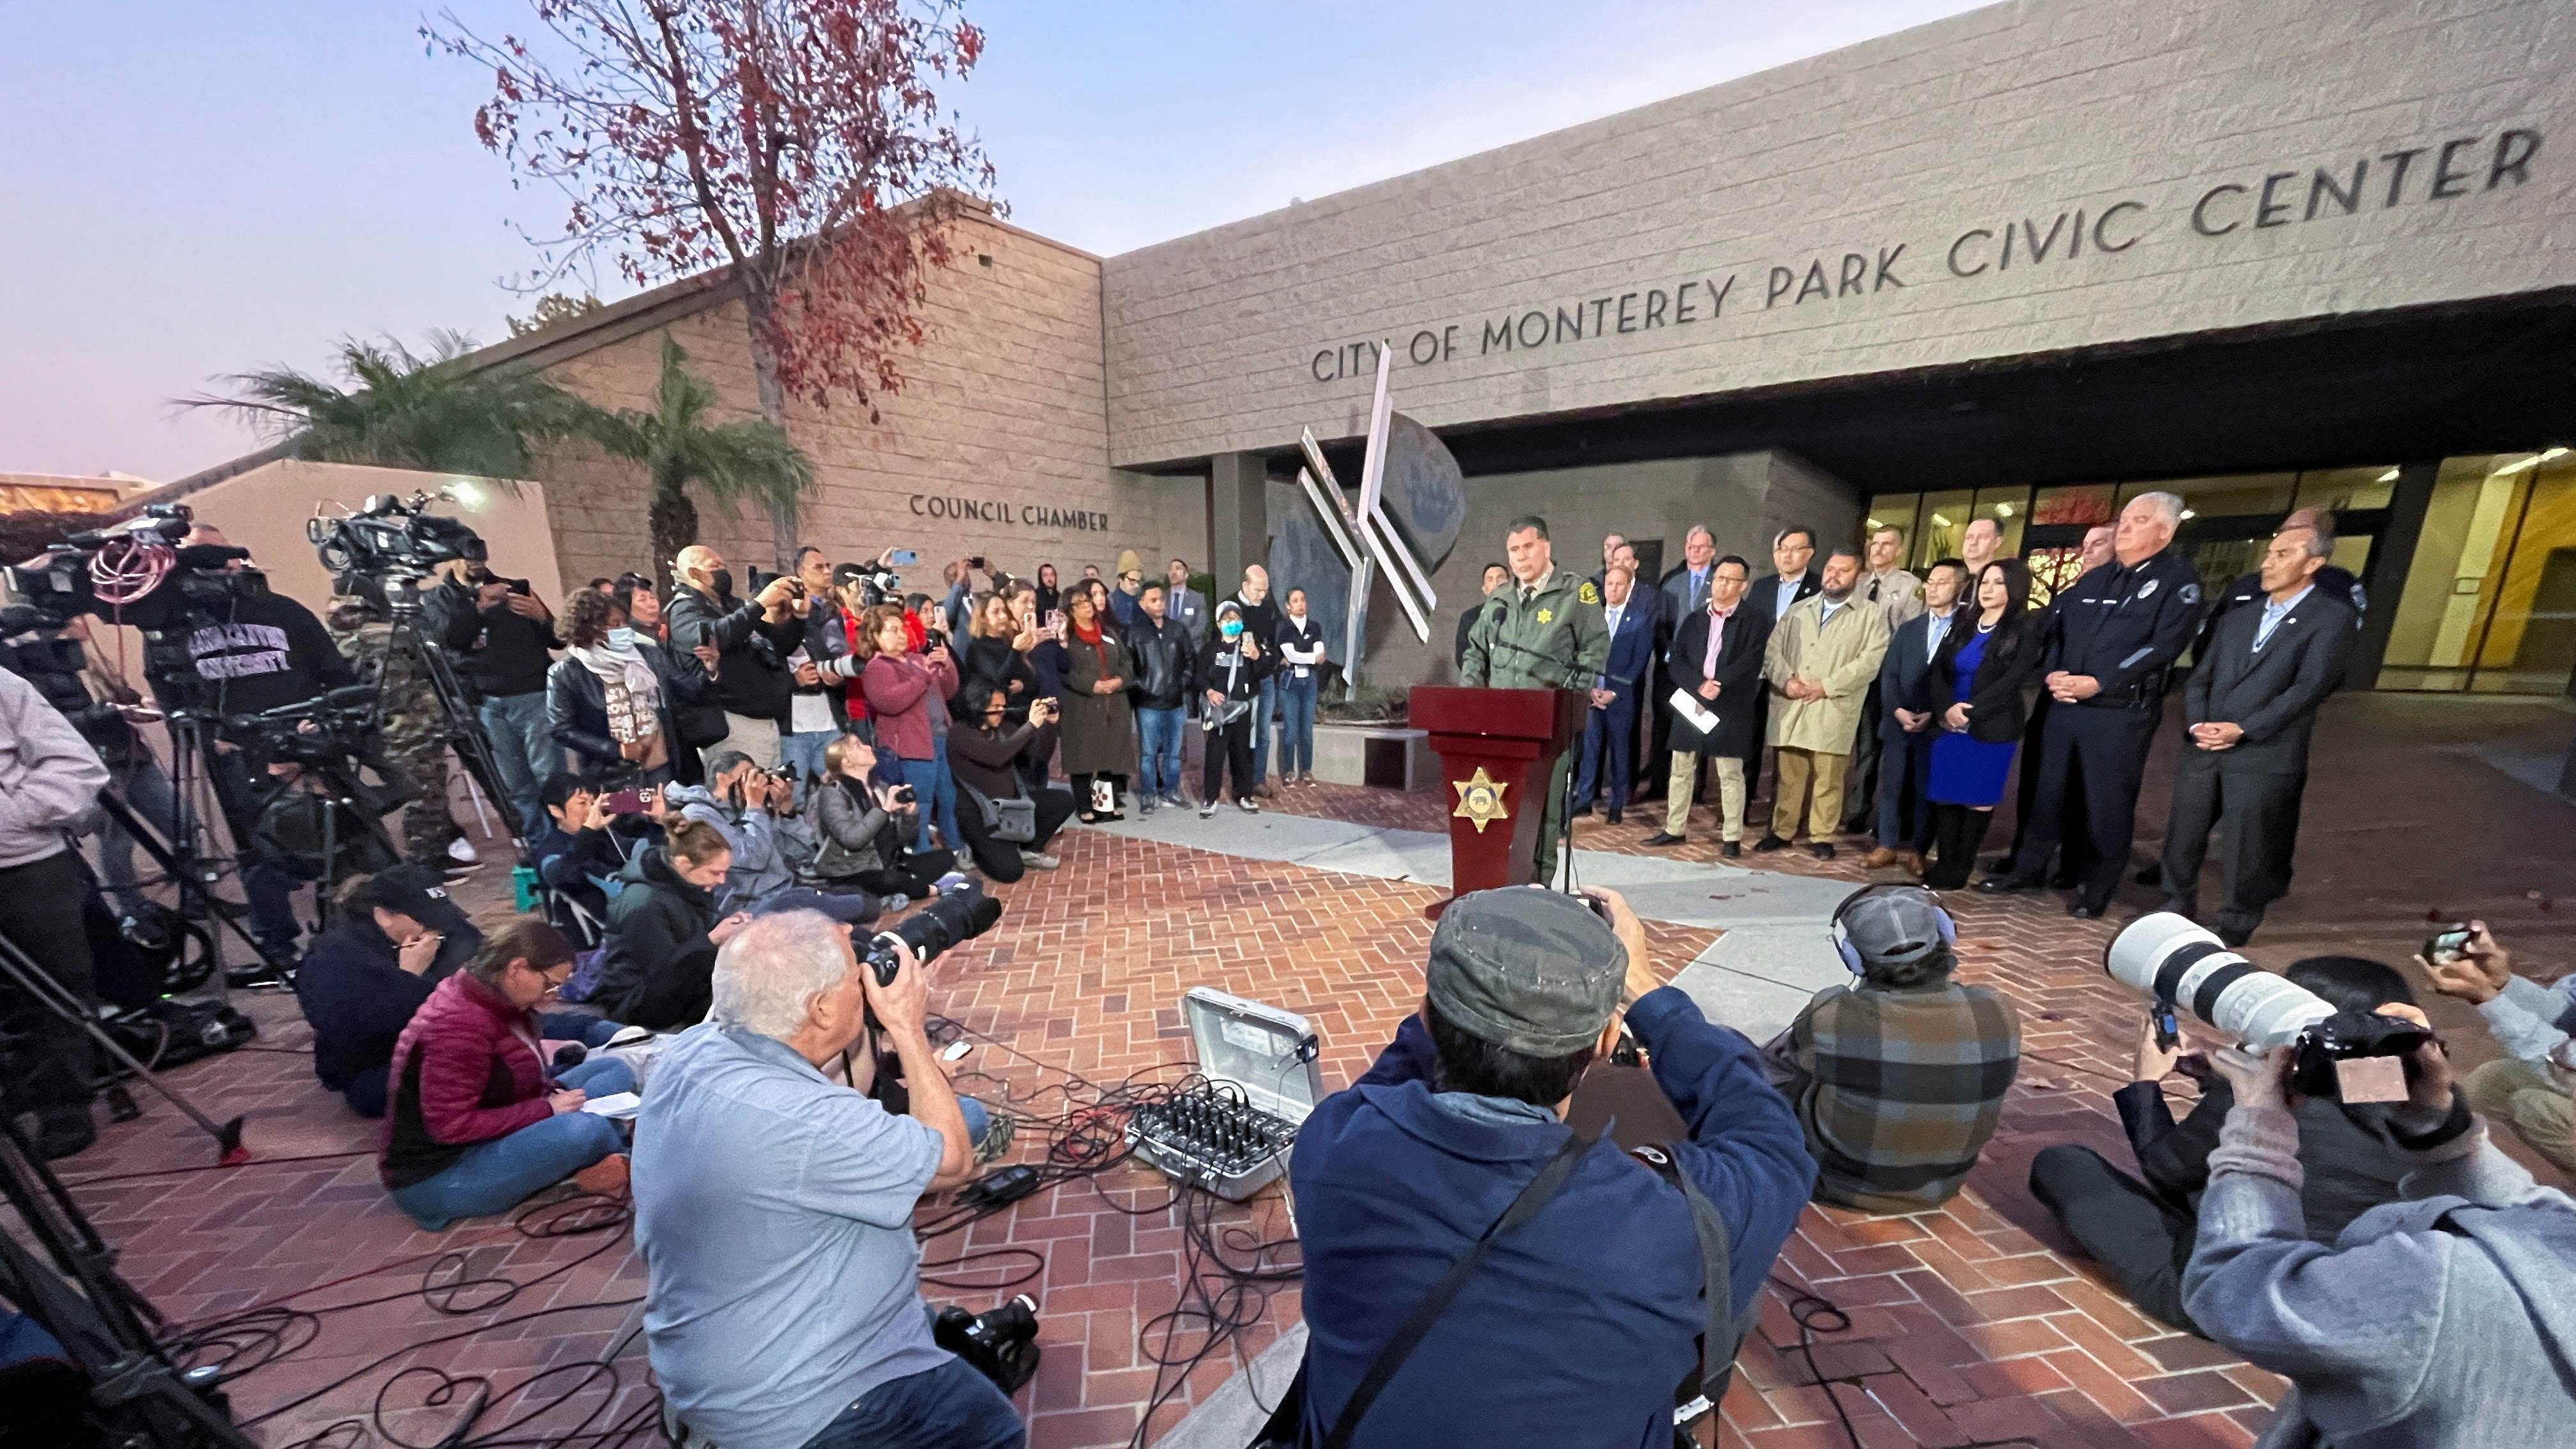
left=1319, top=1130, right=1594, bottom=1449
left=1634, top=1144, right=1751, bottom=1409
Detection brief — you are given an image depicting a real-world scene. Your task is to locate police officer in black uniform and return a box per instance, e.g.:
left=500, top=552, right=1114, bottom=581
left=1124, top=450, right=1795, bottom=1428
left=1982, top=491, right=2201, bottom=917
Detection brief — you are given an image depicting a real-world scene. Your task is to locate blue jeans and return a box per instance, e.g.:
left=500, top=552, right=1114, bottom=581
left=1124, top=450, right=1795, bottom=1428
left=898, top=746, right=963, bottom=855
left=800, top=1352, right=1023, bottom=1449
left=479, top=691, right=562, bottom=842
left=96, top=753, right=181, bottom=915
left=1135, top=707, right=1184, bottom=799
left=780, top=728, right=838, bottom=808
left=388, top=1057, right=634, bottom=1230
left=1249, top=674, right=1278, bottom=786
left=1278, top=672, right=1318, bottom=776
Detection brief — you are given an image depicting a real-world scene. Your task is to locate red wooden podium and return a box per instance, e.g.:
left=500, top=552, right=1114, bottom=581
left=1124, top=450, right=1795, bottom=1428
left=1410, top=685, right=1587, bottom=918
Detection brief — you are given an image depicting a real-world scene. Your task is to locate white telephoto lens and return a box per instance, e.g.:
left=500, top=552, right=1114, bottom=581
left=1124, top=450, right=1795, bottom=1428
left=2104, top=911, right=2331, bottom=1052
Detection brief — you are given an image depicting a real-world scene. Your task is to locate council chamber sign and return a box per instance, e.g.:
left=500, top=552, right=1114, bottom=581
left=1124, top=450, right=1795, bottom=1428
left=908, top=493, right=1112, bottom=533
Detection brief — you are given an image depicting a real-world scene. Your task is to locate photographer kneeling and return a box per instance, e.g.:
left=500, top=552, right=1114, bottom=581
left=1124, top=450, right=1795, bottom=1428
left=596, top=820, right=752, bottom=1030
left=1291, top=887, right=1814, bottom=1448
left=666, top=751, right=887, bottom=923
left=636, top=912, right=1019, bottom=1449
left=380, top=919, right=636, bottom=1230
left=2180, top=1036, right=2576, bottom=1446
left=813, top=735, right=954, bottom=901
left=947, top=684, right=1075, bottom=880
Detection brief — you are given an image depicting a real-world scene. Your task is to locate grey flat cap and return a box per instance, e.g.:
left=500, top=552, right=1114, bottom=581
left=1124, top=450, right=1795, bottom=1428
left=1426, top=887, right=1627, bottom=1056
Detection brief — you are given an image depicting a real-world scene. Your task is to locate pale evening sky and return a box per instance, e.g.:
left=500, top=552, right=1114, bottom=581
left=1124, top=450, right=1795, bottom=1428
left=1, top=0, right=1988, bottom=482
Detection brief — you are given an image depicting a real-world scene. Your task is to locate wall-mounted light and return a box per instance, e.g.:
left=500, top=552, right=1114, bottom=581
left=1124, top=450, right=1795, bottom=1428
left=2180, top=509, right=2198, bottom=521
left=2377, top=468, right=2400, bottom=482
left=1929, top=513, right=1952, bottom=528
left=1993, top=503, right=2014, bottom=518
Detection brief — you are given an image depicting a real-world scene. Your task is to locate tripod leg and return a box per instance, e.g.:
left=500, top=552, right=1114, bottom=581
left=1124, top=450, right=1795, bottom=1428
left=0, top=931, right=246, bottom=1165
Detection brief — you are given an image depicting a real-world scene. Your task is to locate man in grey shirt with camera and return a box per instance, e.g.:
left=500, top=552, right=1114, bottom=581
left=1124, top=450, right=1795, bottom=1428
left=634, top=912, right=1008, bottom=1449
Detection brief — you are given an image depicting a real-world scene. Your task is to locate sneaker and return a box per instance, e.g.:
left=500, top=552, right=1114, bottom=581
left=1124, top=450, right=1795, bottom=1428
left=1140, top=800, right=1156, bottom=818
left=1199, top=803, right=1217, bottom=819
left=447, top=837, right=480, bottom=866
left=572, top=1153, right=631, bottom=1199
left=1162, top=793, right=1188, bottom=809
left=879, top=894, right=913, bottom=915
left=1239, top=798, right=1261, bottom=814
left=1018, top=850, right=1061, bottom=871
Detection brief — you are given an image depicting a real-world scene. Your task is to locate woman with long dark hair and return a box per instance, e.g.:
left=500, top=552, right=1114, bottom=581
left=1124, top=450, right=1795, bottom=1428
left=960, top=592, right=1036, bottom=723
left=1921, top=558, right=2046, bottom=889
left=1057, top=587, right=1135, bottom=822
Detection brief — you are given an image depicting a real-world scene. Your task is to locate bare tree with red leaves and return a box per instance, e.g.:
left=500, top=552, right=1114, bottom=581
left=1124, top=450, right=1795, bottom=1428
left=427, top=1, right=999, bottom=562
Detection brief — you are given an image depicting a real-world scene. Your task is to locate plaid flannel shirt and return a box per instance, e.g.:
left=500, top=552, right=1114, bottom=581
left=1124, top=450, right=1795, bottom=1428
left=1779, top=980, right=2021, bottom=1211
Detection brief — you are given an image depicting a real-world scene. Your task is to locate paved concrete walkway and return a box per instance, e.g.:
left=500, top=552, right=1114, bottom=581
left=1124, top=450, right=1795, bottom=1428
left=1089, top=808, right=1858, bottom=1041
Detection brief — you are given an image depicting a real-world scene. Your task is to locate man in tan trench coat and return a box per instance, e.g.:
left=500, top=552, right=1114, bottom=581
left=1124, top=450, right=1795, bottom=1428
left=1756, top=548, right=1890, bottom=859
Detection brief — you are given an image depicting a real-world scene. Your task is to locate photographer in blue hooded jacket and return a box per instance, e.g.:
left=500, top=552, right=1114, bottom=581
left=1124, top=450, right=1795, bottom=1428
left=1290, top=885, right=1814, bottom=1448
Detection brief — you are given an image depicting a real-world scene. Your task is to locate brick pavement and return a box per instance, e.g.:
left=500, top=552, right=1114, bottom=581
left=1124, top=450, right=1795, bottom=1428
left=43, top=693, right=2572, bottom=1448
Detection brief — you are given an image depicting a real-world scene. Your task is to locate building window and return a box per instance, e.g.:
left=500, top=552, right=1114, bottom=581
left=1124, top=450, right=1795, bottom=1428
left=1866, top=494, right=1922, bottom=564
left=2378, top=450, right=2576, bottom=693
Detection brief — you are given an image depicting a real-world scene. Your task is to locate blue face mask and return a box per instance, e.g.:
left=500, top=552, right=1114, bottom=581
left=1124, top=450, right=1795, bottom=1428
left=1220, top=619, right=1244, bottom=640
left=606, top=627, right=636, bottom=650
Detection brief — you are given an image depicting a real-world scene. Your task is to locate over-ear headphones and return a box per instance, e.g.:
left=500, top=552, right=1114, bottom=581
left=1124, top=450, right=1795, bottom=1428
left=1829, top=883, right=1958, bottom=977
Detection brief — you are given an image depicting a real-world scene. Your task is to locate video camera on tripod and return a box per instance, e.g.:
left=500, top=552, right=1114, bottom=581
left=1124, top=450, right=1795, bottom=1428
left=308, top=488, right=489, bottom=608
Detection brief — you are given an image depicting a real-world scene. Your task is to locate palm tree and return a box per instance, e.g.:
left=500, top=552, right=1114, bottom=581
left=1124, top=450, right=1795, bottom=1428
left=181, top=330, right=588, bottom=481
left=585, top=336, right=816, bottom=585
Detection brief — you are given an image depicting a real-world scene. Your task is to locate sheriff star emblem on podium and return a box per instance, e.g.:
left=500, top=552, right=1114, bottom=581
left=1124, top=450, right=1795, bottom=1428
left=1452, top=767, right=1510, bottom=834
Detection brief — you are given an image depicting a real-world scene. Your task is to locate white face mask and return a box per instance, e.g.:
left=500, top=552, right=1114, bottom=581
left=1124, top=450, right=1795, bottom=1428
left=606, top=627, right=637, bottom=650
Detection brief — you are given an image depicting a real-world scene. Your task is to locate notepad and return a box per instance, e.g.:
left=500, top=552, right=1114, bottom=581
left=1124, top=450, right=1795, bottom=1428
left=579, top=1092, right=642, bottom=1119
left=1667, top=688, right=1720, bottom=735
left=602, top=1025, right=654, bottom=1048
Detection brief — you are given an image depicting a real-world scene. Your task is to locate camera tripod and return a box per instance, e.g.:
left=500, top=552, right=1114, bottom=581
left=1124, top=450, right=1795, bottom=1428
left=0, top=1086, right=258, bottom=1447
left=0, top=924, right=246, bottom=1162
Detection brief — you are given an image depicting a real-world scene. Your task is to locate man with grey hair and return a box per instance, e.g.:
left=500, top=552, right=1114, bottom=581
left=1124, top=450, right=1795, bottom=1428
left=1984, top=490, right=2201, bottom=917
left=2158, top=523, right=2354, bottom=944
left=635, top=912, right=1017, bottom=1449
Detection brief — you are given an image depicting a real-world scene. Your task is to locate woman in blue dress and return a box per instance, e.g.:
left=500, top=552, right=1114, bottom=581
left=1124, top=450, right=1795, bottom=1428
left=1922, top=559, right=2043, bottom=889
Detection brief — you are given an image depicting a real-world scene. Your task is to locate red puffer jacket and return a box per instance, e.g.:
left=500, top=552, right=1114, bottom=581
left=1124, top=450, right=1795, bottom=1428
left=379, top=972, right=556, bottom=1190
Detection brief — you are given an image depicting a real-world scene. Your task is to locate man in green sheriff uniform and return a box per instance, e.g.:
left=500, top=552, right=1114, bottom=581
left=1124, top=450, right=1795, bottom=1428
left=1459, top=515, right=1609, bottom=884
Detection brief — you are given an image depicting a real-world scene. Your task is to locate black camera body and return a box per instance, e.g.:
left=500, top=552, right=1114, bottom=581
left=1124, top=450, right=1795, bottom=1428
left=2287, top=1009, right=2434, bottom=1100
left=933, top=1295, right=1040, bottom=1394
left=862, top=873, right=1000, bottom=986
left=309, top=492, right=487, bottom=609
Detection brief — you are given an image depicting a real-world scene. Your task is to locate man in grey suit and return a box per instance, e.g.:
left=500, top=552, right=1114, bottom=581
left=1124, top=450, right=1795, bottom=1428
left=1163, top=557, right=1211, bottom=649
left=1864, top=559, right=1965, bottom=872
left=2159, top=524, right=2356, bottom=946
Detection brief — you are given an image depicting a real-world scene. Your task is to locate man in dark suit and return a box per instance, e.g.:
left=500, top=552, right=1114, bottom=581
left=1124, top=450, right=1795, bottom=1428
left=2158, top=524, right=2355, bottom=946
left=1865, top=559, right=1967, bottom=872
left=1745, top=526, right=1823, bottom=807
left=2191, top=507, right=2368, bottom=659
left=1645, top=556, right=1768, bottom=855
left=1573, top=565, right=1654, bottom=824
left=1452, top=562, right=1509, bottom=670
left=1643, top=526, right=1719, bottom=802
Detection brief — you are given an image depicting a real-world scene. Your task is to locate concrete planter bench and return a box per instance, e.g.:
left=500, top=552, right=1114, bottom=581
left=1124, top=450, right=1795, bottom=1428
left=1276, top=719, right=1435, bottom=790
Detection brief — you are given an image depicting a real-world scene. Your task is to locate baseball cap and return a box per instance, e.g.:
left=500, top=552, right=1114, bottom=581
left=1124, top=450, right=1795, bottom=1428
left=1425, top=888, right=1627, bottom=1056
left=347, top=868, right=447, bottom=923
left=1839, top=887, right=1951, bottom=970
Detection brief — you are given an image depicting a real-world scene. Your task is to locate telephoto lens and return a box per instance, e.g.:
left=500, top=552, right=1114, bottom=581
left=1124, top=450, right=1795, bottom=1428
left=2104, top=912, right=2429, bottom=1100
left=862, top=873, right=1003, bottom=985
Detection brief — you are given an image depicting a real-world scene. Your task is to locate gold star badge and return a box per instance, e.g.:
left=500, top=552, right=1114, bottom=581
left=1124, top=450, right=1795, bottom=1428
left=1452, top=767, right=1510, bottom=833
left=1535, top=608, right=1553, bottom=623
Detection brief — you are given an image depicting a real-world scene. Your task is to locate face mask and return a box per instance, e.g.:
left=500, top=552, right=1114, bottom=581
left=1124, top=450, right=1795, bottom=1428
left=606, top=627, right=636, bottom=650
left=1220, top=620, right=1244, bottom=640
left=709, top=568, right=735, bottom=599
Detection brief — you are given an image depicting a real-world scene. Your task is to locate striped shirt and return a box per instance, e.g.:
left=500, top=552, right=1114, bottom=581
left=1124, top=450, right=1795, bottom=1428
left=1777, top=979, right=2021, bottom=1211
